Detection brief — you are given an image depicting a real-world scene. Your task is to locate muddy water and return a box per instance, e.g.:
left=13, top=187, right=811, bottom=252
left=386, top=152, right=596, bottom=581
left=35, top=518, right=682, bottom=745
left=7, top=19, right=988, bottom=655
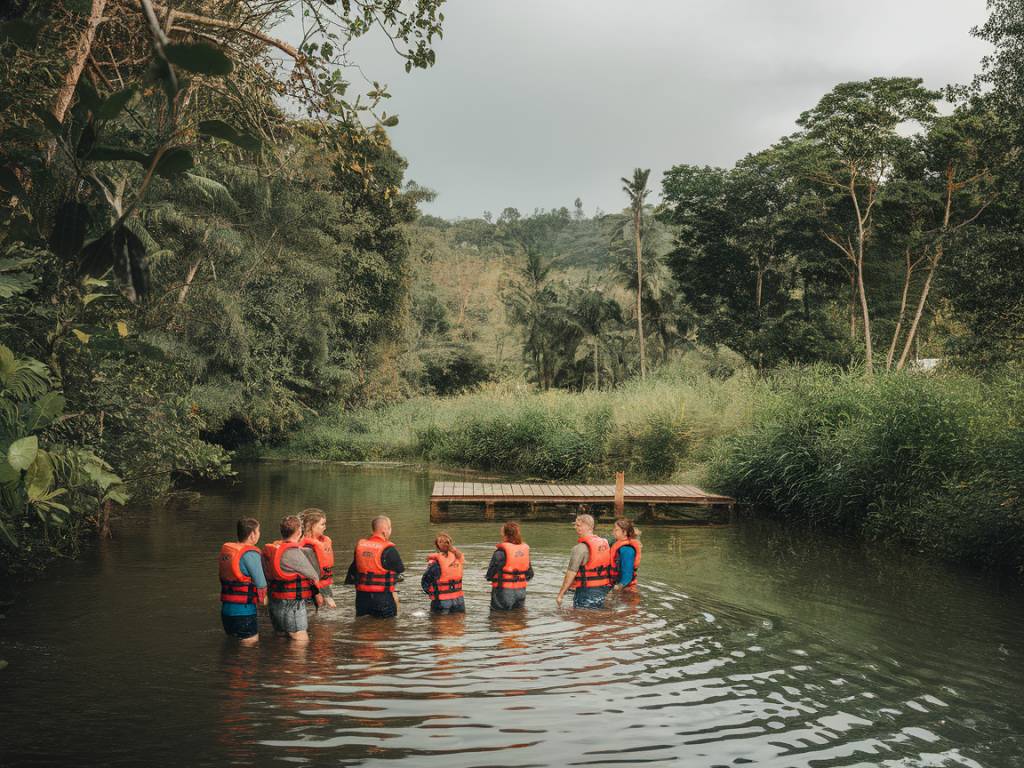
left=1, top=462, right=1022, bottom=767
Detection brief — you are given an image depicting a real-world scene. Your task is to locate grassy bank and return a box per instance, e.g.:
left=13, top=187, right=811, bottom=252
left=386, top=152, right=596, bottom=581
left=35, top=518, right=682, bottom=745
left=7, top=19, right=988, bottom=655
left=272, top=355, right=759, bottom=483
left=709, top=368, right=1024, bottom=576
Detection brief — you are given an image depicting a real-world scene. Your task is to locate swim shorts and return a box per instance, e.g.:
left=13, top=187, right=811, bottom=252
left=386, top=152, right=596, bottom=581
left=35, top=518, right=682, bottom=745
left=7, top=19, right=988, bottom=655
left=269, top=599, right=309, bottom=633
left=221, top=613, right=258, bottom=639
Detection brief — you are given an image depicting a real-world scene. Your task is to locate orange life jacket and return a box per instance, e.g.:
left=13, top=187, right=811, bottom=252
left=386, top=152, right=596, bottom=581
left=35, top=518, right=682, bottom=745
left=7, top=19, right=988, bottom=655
left=302, top=534, right=335, bottom=589
left=219, top=542, right=261, bottom=604
left=491, top=541, right=531, bottom=589
left=262, top=540, right=316, bottom=601
left=609, top=538, right=642, bottom=588
left=571, top=534, right=611, bottom=589
left=426, top=551, right=464, bottom=600
left=353, top=534, right=398, bottom=592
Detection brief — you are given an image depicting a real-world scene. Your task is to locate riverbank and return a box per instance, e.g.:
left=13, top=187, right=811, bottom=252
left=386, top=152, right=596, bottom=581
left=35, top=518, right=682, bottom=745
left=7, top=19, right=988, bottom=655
left=276, top=364, right=1024, bottom=578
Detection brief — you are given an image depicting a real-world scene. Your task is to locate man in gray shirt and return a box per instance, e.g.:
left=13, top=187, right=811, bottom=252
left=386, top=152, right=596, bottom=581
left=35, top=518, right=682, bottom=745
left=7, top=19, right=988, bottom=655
left=263, top=514, right=323, bottom=642
left=555, top=514, right=612, bottom=609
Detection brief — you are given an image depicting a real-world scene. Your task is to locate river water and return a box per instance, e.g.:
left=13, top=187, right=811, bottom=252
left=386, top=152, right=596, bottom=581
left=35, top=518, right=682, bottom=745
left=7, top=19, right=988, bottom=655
left=1, top=462, right=1023, bottom=767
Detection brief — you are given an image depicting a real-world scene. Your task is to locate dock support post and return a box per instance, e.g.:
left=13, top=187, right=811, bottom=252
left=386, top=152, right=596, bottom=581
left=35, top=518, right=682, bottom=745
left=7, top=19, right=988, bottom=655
left=430, top=500, right=442, bottom=523
left=614, top=472, right=625, bottom=515
left=484, top=501, right=495, bottom=521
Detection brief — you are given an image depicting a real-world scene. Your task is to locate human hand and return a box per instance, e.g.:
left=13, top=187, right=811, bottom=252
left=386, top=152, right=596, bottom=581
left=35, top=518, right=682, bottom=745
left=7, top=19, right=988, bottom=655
left=326, top=597, right=337, bottom=609
left=555, top=593, right=563, bottom=608
left=315, top=593, right=324, bottom=607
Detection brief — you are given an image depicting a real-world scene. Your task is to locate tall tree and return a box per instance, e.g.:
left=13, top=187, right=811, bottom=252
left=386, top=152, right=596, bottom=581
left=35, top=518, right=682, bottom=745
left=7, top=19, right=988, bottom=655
left=621, top=168, right=651, bottom=378
left=794, top=78, right=939, bottom=374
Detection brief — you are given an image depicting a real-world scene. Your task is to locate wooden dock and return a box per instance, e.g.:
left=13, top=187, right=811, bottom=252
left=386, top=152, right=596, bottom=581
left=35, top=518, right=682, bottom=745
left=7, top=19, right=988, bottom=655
left=429, top=481, right=735, bottom=524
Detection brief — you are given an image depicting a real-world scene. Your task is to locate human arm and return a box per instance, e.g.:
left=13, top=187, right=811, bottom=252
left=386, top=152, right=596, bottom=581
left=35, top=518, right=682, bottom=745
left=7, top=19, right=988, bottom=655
left=240, top=550, right=268, bottom=605
left=484, top=549, right=505, bottom=582
left=555, top=544, right=588, bottom=606
left=421, top=561, right=440, bottom=596
left=281, top=548, right=322, bottom=582
left=614, top=546, right=636, bottom=590
left=381, top=546, right=405, bottom=576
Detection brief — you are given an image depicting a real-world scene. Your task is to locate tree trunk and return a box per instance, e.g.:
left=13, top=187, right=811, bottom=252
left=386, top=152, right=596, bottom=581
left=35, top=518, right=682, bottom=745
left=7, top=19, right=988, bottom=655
left=896, top=245, right=941, bottom=371
left=52, top=0, right=108, bottom=124
left=856, top=253, right=873, bottom=375
left=634, top=210, right=646, bottom=379
left=593, top=340, right=599, bottom=390
left=886, top=248, right=914, bottom=371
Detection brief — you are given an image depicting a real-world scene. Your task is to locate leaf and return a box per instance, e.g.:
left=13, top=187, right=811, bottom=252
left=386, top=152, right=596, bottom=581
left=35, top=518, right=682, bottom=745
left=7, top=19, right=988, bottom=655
left=0, top=19, right=42, bottom=48
left=152, top=147, right=194, bottom=178
left=103, top=484, right=130, bottom=506
left=381, top=115, right=399, bottom=128
left=0, top=459, right=18, bottom=486
left=82, top=293, right=109, bottom=306
left=88, top=145, right=149, bottom=165
left=72, top=328, right=90, bottom=344
left=27, top=391, right=65, bottom=431
left=116, top=321, right=129, bottom=338
left=164, top=42, right=233, bottom=76
left=50, top=201, right=91, bottom=259
left=96, top=87, right=136, bottom=121
left=197, top=120, right=261, bottom=153
left=75, top=79, right=101, bottom=112
left=7, top=436, right=38, bottom=472
left=32, top=108, right=63, bottom=139
left=75, top=120, right=96, bottom=158
left=25, top=451, right=54, bottom=500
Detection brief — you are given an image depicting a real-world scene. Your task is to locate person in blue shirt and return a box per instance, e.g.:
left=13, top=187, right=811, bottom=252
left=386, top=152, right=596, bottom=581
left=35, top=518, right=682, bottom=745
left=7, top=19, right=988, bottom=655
left=219, top=517, right=268, bottom=646
left=609, top=518, right=642, bottom=594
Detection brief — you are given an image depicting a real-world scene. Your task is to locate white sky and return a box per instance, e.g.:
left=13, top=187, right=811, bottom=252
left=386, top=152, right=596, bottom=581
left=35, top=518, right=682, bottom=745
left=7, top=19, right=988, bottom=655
left=308, top=0, right=993, bottom=219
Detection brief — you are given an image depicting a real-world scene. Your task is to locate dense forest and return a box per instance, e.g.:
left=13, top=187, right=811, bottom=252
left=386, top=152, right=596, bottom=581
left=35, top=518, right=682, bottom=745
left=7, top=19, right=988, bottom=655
left=3, top=0, right=1024, bottom=578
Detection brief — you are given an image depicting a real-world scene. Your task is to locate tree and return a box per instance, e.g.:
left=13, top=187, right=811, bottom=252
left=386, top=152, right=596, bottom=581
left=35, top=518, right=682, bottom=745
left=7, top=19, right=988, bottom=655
left=621, top=168, right=651, bottom=378
left=794, top=78, right=939, bottom=374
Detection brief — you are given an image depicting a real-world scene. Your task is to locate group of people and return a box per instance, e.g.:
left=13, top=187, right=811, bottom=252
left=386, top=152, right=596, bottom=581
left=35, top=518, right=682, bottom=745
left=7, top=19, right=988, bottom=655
left=218, top=509, right=642, bottom=644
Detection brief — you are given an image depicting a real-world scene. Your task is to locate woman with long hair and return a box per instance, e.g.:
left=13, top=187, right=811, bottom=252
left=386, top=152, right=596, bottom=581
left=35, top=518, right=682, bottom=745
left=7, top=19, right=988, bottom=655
left=485, top=521, right=532, bottom=610
left=300, top=508, right=337, bottom=609
left=422, top=532, right=466, bottom=614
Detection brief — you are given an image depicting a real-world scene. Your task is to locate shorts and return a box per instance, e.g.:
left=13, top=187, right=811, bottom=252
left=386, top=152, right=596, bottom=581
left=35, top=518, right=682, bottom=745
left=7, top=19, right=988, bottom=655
left=431, top=596, right=466, bottom=614
left=490, top=588, right=526, bottom=611
left=269, top=599, right=309, bottom=633
left=573, top=586, right=610, bottom=609
left=221, top=613, right=258, bottom=639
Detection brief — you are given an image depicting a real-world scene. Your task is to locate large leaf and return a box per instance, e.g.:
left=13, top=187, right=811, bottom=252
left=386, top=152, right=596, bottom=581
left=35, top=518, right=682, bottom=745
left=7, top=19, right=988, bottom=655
left=164, top=43, right=233, bottom=76
left=32, top=108, right=63, bottom=139
left=25, top=451, right=54, bottom=500
left=0, top=19, right=42, bottom=48
left=96, top=87, right=136, bottom=121
left=0, top=459, right=18, bottom=486
left=26, top=391, right=64, bottom=431
left=0, top=271, right=35, bottom=300
left=7, top=436, right=37, bottom=472
left=153, top=147, right=194, bottom=178
left=197, top=120, right=261, bottom=153
left=88, top=145, right=148, bottom=165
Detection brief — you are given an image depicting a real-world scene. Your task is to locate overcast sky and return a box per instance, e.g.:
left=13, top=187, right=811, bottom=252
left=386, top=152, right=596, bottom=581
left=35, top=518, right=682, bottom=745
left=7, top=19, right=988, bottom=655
left=331, top=1, right=992, bottom=219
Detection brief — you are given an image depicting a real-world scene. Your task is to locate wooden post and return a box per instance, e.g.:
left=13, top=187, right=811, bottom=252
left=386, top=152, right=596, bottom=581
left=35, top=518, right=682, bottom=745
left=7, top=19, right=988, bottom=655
left=430, top=500, right=443, bottom=523
left=614, top=472, right=625, bottom=515
left=484, top=501, right=495, bottom=521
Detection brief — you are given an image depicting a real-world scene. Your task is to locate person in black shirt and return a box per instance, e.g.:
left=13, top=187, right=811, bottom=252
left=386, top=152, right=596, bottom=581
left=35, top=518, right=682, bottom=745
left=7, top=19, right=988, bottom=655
left=345, top=516, right=405, bottom=618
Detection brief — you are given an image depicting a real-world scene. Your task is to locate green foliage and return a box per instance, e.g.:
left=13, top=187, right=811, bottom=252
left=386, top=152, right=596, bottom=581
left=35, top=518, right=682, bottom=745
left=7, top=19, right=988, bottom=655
left=708, top=369, right=1024, bottom=575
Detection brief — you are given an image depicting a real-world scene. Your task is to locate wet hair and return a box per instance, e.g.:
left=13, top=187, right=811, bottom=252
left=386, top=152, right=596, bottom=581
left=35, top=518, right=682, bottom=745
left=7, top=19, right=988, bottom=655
left=614, top=518, right=640, bottom=539
left=502, top=521, right=522, bottom=545
left=301, top=508, right=326, bottom=537
left=236, top=517, right=260, bottom=542
left=371, top=515, right=390, bottom=533
left=434, top=532, right=464, bottom=563
left=575, top=513, right=595, bottom=530
left=279, top=515, right=302, bottom=539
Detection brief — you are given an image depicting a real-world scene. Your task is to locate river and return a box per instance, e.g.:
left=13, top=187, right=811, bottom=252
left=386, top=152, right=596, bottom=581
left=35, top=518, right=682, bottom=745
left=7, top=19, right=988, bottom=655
left=1, top=461, right=1022, bottom=767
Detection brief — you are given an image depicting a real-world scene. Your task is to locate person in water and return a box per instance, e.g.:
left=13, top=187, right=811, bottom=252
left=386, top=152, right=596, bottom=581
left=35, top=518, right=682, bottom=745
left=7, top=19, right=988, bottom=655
left=262, top=515, right=323, bottom=642
left=608, top=517, right=642, bottom=592
left=300, top=508, right=337, bottom=609
left=485, top=521, right=532, bottom=610
left=345, top=515, right=405, bottom=618
left=555, top=513, right=612, bottom=609
left=219, top=517, right=268, bottom=645
left=421, top=532, right=466, bottom=614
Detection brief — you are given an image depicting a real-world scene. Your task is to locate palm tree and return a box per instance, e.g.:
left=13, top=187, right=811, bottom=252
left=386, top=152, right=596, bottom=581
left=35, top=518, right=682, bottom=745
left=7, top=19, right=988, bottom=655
left=621, top=168, right=651, bottom=378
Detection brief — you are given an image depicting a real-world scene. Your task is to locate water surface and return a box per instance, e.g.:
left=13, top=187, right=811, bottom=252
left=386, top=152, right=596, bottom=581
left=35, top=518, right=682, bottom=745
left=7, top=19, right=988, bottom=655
left=2, top=462, right=1022, bottom=767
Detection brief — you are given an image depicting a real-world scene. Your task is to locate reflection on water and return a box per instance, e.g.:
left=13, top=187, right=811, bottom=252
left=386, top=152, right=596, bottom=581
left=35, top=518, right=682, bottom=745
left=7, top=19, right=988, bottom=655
left=1, top=462, right=1023, bottom=767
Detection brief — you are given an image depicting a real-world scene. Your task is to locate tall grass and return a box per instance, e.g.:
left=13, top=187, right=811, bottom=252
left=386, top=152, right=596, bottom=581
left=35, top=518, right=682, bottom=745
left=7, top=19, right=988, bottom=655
left=275, top=353, right=760, bottom=482
left=708, top=367, right=1024, bottom=575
